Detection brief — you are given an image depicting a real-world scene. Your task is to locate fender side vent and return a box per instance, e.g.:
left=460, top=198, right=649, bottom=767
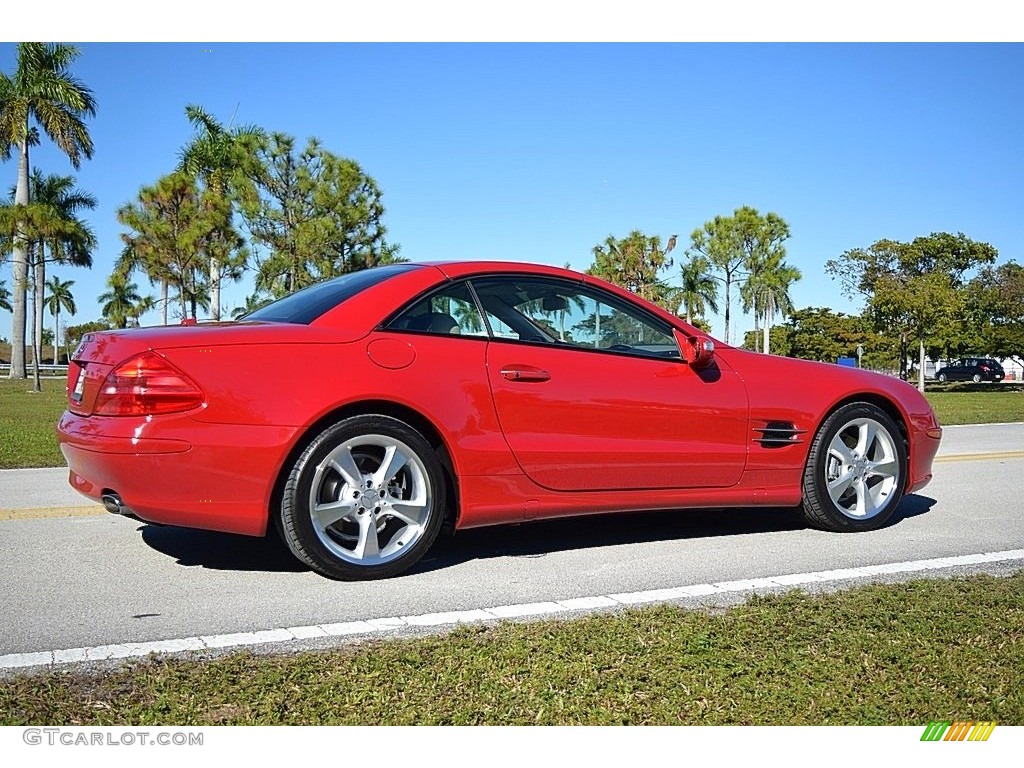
left=754, top=421, right=807, bottom=448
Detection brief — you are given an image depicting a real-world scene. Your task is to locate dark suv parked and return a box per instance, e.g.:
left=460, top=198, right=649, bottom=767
left=936, top=358, right=1005, bottom=383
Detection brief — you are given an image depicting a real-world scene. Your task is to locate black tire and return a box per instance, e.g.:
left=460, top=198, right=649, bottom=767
left=972, top=374, right=981, bottom=383
left=800, top=402, right=907, bottom=532
left=279, top=415, right=446, bottom=580
left=937, top=372, right=947, bottom=383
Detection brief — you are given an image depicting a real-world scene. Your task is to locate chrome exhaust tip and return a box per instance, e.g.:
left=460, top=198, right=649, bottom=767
left=101, top=492, right=127, bottom=515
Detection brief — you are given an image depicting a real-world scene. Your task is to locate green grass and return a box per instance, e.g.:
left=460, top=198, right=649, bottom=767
left=925, top=384, right=1024, bottom=426
left=1, top=573, right=1021, bottom=725
left=0, top=377, right=68, bottom=469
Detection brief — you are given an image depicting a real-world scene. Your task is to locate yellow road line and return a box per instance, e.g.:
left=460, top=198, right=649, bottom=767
left=2, top=451, right=1022, bottom=522
left=934, top=450, right=1024, bottom=463
left=0, top=505, right=104, bottom=521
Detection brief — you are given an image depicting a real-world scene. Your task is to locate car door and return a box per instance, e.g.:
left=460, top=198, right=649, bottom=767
left=473, top=275, right=750, bottom=492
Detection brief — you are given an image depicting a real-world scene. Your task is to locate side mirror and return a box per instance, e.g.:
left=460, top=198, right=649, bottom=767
left=674, top=329, right=715, bottom=369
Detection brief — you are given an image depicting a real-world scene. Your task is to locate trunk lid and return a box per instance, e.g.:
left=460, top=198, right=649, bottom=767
left=66, top=321, right=341, bottom=416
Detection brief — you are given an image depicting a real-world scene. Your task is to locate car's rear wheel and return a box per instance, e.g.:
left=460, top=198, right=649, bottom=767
left=972, top=373, right=982, bottom=383
left=937, top=372, right=947, bottom=383
left=279, top=415, right=446, bottom=580
left=800, top=403, right=907, bottom=532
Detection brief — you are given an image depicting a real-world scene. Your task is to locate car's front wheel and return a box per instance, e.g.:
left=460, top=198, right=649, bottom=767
left=800, top=403, right=907, bottom=532
left=279, top=415, right=446, bottom=580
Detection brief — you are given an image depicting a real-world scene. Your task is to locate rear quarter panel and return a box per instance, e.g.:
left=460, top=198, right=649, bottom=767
left=160, top=331, right=517, bottom=479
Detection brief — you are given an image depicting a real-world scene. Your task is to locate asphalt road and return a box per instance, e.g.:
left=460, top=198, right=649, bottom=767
left=1, top=422, right=1022, bottom=665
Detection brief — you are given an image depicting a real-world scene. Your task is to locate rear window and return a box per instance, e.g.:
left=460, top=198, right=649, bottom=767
left=242, top=264, right=421, bottom=324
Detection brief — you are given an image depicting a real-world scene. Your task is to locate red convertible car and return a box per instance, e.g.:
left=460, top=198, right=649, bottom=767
left=58, top=261, right=942, bottom=580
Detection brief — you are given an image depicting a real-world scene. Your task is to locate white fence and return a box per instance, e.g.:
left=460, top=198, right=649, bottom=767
left=0, top=364, right=69, bottom=377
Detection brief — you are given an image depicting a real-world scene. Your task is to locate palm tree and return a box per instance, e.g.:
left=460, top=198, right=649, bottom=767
left=688, top=207, right=790, bottom=344
left=179, top=104, right=263, bottom=320
left=2, top=174, right=93, bottom=390
left=451, top=299, right=485, bottom=335
left=44, top=275, right=75, bottom=364
left=129, top=295, right=156, bottom=327
left=171, top=278, right=210, bottom=321
left=116, top=241, right=169, bottom=324
left=744, top=253, right=801, bottom=354
left=99, top=274, right=150, bottom=330
left=0, top=279, right=11, bottom=311
left=231, top=291, right=271, bottom=319
left=0, top=42, right=95, bottom=378
left=588, top=230, right=675, bottom=309
left=1, top=198, right=59, bottom=389
left=678, top=256, right=720, bottom=326
left=26, top=170, right=95, bottom=367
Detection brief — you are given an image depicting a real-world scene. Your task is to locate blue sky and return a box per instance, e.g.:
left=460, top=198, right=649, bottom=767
left=2, top=39, right=1022, bottom=344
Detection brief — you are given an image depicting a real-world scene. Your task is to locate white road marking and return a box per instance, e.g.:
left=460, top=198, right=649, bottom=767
left=940, top=422, right=1024, bottom=428
left=3, top=548, right=1023, bottom=671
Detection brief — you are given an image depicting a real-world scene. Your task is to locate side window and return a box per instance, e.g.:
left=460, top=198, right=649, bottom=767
left=471, top=276, right=679, bottom=358
left=386, top=281, right=487, bottom=337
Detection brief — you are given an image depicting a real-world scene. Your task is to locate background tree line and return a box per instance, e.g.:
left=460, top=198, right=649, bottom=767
left=3, top=43, right=1021, bottom=394
left=1, top=42, right=94, bottom=388
left=114, top=112, right=402, bottom=328
left=586, top=205, right=801, bottom=355
left=585, top=221, right=1021, bottom=393
left=1, top=42, right=399, bottom=383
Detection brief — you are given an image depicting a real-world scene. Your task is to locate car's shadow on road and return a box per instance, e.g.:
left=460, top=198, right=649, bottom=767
left=416, top=493, right=937, bottom=574
left=139, top=524, right=308, bottom=574
left=137, top=493, right=937, bottom=577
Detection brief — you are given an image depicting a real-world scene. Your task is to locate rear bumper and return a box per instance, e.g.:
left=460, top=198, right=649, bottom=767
left=57, top=411, right=300, bottom=536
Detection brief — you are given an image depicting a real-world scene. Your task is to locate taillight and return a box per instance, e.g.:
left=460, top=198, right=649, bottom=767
left=94, top=352, right=204, bottom=416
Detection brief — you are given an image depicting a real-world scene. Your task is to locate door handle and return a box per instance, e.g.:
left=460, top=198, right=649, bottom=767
left=500, top=366, right=551, bottom=382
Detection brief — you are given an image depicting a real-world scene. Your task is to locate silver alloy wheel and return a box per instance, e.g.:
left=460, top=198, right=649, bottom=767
left=823, top=417, right=900, bottom=520
left=308, top=433, right=432, bottom=566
